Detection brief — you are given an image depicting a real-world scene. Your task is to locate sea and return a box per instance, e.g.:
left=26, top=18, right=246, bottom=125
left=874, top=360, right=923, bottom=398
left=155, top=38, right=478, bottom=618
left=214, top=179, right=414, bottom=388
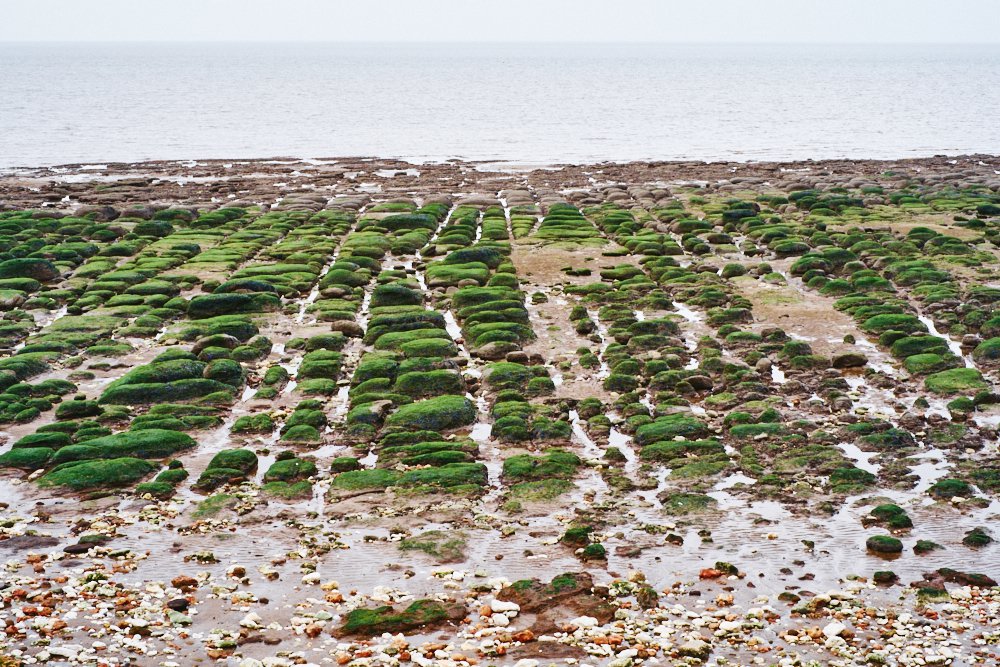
left=0, top=42, right=998, bottom=168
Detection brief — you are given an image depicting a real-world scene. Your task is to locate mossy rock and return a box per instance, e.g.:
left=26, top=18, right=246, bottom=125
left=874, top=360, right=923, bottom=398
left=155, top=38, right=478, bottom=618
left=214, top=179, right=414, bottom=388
left=205, top=448, right=258, bottom=474
left=187, top=292, right=279, bottom=319
left=526, top=376, right=555, bottom=396
left=192, top=493, right=238, bottom=518
left=443, top=247, right=504, bottom=268
left=297, top=378, right=339, bottom=396
left=156, top=467, right=189, bottom=485
left=364, top=311, right=446, bottom=345
left=927, top=477, right=973, bottom=499
left=914, top=539, right=943, bottom=555
left=262, top=480, right=313, bottom=500
left=399, top=338, right=458, bottom=358
left=13, top=431, right=72, bottom=449
left=38, top=457, right=156, bottom=491
left=375, top=327, right=451, bottom=350
left=580, top=542, right=607, bottom=560
left=298, top=349, right=343, bottom=380
left=335, top=599, right=464, bottom=638
left=106, top=358, right=204, bottom=387
left=396, top=462, right=487, bottom=490
left=640, top=439, right=724, bottom=462
left=55, top=399, right=102, bottom=420
left=303, top=332, right=347, bottom=352
left=392, top=370, right=464, bottom=398
left=721, top=263, right=748, bottom=279
left=100, top=378, right=234, bottom=405
left=503, top=449, right=581, bottom=481
left=398, top=530, right=468, bottom=563
left=891, top=335, right=950, bottom=359
left=232, top=413, right=274, bottom=434
left=924, top=368, right=988, bottom=395
left=264, top=457, right=317, bottom=483
left=867, top=504, right=912, bottom=529
left=384, top=395, right=475, bottom=432
left=963, top=527, right=992, bottom=548
left=529, top=416, right=571, bottom=441
left=203, top=359, right=245, bottom=386
left=507, top=478, right=574, bottom=502
left=193, top=466, right=249, bottom=491
left=382, top=441, right=476, bottom=467
left=973, top=337, right=1000, bottom=363
left=904, top=353, right=956, bottom=375
left=484, top=362, right=534, bottom=391
left=135, top=481, right=177, bottom=498
left=634, top=414, right=708, bottom=446
left=352, top=354, right=401, bottom=385
left=604, top=373, right=639, bottom=393
left=192, top=333, right=241, bottom=354
left=330, top=456, right=361, bottom=473
left=130, top=416, right=187, bottom=432
left=661, top=492, right=716, bottom=514
left=280, top=424, right=323, bottom=443
left=49, top=429, right=196, bottom=465
left=0, top=446, right=54, bottom=470
left=176, top=315, right=259, bottom=342
left=866, top=535, right=903, bottom=554
left=829, top=466, right=876, bottom=491
left=262, top=365, right=290, bottom=387
left=946, top=396, right=975, bottom=418
left=560, top=525, right=594, bottom=546
left=331, top=468, right=401, bottom=491
left=0, top=258, right=60, bottom=282
left=861, top=314, right=926, bottom=335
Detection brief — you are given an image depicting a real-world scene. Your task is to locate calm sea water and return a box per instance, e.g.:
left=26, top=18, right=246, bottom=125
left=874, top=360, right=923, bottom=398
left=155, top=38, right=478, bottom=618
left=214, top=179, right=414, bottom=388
left=0, top=42, right=998, bottom=168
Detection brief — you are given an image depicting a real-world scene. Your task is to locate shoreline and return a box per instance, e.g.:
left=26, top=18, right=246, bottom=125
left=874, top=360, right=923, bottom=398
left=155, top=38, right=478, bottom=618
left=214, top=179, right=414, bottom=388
left=2, top=154, right=998, bottom=213
left=0, top=152, right=999, bottom=665
left=5, top=152, right=999, bottom=172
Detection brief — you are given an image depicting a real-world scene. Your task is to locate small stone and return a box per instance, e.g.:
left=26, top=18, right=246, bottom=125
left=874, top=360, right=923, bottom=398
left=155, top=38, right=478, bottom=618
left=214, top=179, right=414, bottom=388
left=241, top=613, right=263, bottom=628
left=832, top=352, right=867, bottom=369
left=678, top=639, right=712, bottom=661
left=823, top=621, right=846, bottom=638
left=167, top=610, right=192, bottom=626
left=489, top=599, right=520, bottom=614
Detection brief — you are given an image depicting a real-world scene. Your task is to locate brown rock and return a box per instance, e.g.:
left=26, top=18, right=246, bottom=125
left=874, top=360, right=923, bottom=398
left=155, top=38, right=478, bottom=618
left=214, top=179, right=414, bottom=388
left=496, top=572, right=614, bottom=632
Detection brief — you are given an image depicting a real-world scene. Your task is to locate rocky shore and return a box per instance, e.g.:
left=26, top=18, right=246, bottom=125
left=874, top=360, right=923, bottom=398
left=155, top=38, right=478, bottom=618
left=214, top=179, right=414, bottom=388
left=0, top=155, right=998, bottom=666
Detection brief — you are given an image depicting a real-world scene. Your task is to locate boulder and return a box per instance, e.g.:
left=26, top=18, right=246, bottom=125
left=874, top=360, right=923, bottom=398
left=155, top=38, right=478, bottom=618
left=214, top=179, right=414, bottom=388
left=832, top=352, right=868, bottom=369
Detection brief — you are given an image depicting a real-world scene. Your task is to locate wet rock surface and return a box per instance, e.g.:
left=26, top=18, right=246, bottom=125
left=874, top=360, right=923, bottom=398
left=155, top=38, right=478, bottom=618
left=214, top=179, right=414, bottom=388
left=0, top=155, right=998, bottom=665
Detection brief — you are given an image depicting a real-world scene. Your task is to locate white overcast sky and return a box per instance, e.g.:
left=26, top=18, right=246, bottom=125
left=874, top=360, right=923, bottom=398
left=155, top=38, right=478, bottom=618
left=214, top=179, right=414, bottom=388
left=2, top=0, right=997, bottom=43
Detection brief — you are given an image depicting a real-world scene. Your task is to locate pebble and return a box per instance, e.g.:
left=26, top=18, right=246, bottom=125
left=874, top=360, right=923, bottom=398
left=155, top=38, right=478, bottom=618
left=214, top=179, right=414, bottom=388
left=489, top=599, right=520, bottom=613
left=823, top=620, right=847, bottom=638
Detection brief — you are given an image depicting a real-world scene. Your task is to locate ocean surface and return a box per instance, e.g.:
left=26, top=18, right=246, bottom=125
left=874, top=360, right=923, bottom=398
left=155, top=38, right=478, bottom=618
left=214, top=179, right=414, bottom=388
left=1, top=42, right=998, bottom=168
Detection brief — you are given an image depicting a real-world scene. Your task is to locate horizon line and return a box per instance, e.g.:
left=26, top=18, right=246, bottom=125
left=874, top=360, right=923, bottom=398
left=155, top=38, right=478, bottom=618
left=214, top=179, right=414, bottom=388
left=2, top=39, right=998, bottom=46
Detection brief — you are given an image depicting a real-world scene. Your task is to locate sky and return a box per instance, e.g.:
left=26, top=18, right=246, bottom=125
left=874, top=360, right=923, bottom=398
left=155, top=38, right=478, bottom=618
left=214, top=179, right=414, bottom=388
left=1, top=0, right=997, bottom=43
